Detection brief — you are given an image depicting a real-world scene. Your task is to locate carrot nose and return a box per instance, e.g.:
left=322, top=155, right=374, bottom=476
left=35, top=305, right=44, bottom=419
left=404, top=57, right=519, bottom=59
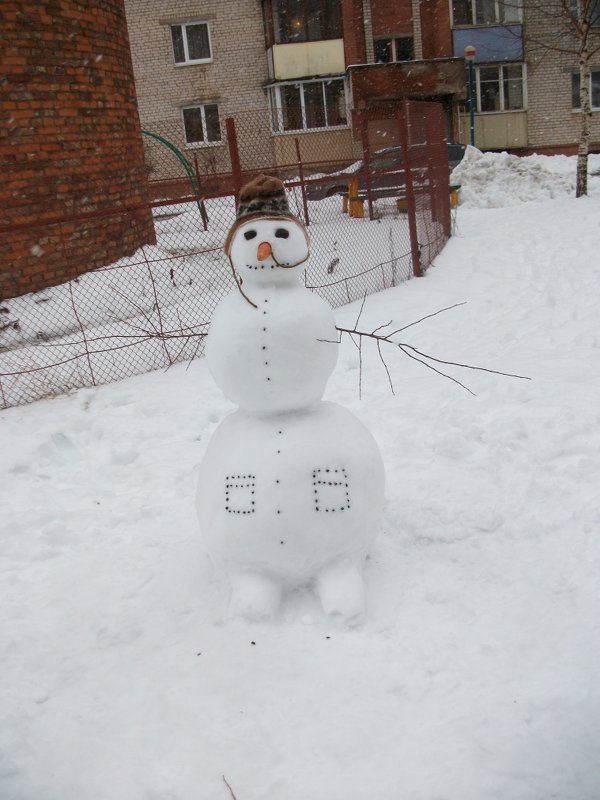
left=257, top=241, right=272, bottom=261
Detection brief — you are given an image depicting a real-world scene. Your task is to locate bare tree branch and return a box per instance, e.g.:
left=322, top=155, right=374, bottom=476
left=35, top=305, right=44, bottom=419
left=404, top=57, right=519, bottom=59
left=330, top=300, right=531, bottom=395
left=397, top=342, right=477, bottom=395
left=389, top=302, right=467, bottom=336
left=401, top=343, right=530, bottom=380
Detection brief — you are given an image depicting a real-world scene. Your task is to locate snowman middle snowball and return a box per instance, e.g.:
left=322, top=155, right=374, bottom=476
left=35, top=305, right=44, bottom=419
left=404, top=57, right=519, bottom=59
left=208, top=214, right=339, bottom=414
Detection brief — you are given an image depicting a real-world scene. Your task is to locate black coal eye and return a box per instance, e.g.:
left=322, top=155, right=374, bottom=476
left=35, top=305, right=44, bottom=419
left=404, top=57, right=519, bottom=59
left=244, top=229, right=257, bottom=240
left=275, top=228, right=289, bottom=239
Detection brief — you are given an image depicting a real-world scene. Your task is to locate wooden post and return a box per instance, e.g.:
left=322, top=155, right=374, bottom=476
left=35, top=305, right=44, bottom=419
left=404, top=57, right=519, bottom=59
left=295, top=137, right=310, bottom=226
left=399, top=100, right=422, bottom=278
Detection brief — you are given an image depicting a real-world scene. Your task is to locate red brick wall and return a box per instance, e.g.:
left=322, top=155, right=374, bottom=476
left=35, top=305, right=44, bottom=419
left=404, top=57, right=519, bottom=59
left=419, top=0, right=453, bottom=58
left=1, top=0, right=155, bottom=301
left=370, top=0, right=413, bottom=37
left=341, top=0, right=367, bottom=65
left=350, top=61, right=466, bottom=108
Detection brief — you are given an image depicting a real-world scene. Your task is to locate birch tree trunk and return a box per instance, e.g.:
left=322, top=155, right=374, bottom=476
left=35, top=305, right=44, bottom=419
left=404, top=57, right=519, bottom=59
left=577, top=53, right=591, bottom=196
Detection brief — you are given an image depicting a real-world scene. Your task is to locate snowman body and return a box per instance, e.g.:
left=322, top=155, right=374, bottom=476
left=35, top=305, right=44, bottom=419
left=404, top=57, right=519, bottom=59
left=198, top=402, right=384, bottom=583
left=197, top=211, right=385, bottom=621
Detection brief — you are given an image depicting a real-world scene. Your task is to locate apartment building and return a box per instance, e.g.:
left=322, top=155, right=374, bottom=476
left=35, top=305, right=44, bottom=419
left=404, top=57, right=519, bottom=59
left=124, top=0, right=466, bottom=181
left=261, top=0, right=464, bottom=158
left=123, top=0, right=600, bottom=184
left=450, top=0, right=600, bottom=152
left=124, top=0, right=275, bottom=181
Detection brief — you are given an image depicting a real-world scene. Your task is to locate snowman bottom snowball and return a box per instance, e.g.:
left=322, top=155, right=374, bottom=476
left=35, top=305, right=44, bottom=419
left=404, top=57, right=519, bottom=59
left=197, top=402, right=385, bottom=622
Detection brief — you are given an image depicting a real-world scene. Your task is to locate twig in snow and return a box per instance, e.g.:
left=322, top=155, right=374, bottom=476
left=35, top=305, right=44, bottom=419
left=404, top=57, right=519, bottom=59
left=222, top=775, right=239, bottom=800
left=377, top=339, right=395, bottom=395
left=354, top=292, right=367, bottom=330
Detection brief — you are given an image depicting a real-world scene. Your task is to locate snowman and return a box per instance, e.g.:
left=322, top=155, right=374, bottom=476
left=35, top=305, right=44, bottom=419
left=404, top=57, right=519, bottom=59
left=197, top=175, right=385, bottom=622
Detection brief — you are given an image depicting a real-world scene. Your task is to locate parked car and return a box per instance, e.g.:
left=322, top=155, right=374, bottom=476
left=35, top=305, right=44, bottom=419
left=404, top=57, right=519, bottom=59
left=305, top=142, right=466, bottom=200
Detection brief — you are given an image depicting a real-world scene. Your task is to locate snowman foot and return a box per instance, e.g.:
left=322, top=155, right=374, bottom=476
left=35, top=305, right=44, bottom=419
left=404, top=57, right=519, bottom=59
left=228, top=571, right=282, bottom=621
left=317, top=560, right=365, bottom=625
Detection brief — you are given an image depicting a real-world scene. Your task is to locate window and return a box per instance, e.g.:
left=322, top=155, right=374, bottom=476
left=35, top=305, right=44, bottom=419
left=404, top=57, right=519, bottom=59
left=269, top=78, right=347, bottom=132
left=475, top=63, right=525, bottom=111
left=171, top=22, right=212, bottom=65
left=569, top=0, right=600, bottom=25
left=182, top=104, right=221, bottom=145
left=270, top=0, right=342, bottom=44
left=572, top=70, right=600, bottom=110
left=374, top=37, right=414, bottom=63
left=452, top=0, right=522, bottom=25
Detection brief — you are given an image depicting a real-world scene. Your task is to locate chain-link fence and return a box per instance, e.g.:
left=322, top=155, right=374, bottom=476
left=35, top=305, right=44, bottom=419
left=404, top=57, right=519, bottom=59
left=1, top=100, right=452, bottom=408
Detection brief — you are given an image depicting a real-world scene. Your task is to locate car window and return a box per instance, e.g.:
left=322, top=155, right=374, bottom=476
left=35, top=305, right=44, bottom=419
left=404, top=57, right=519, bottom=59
left=372, top=151, right=403, bottom=171
left=447, top=144, right=465, bottom=161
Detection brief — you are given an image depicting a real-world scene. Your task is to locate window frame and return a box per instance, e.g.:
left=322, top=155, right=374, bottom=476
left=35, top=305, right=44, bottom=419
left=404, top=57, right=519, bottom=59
left=450, top=0, right=522, bottom=27
left=181, top=103, right=222, bottom=148
left=170, top=21, right=213, bottom=66
left=269, top=77, right=349, bottom=133
left=270, top=0, right=342, bottom=44
left=571, top=69, right=600, bottom=111
left=568, top=0, right=600, bottom=26
left=474, top=62, right=526, bottom=112
left=373, top=36, right=414, bottom=63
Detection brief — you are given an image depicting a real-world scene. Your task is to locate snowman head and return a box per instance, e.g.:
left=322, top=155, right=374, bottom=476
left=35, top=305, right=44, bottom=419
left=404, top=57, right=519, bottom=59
left=225, top=175, right=309, bottom=284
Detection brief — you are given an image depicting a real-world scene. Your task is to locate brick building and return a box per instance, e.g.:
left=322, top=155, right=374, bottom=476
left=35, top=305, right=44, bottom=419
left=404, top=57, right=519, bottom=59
left=124, top=0, right=276, bottom=184
left=124, top=0, right=600, bottom=181
left=1, top=0, right=155, bottom=300
left=124, top=0, right=466, bottom=181
left=450, top=0, right=600, bottom=152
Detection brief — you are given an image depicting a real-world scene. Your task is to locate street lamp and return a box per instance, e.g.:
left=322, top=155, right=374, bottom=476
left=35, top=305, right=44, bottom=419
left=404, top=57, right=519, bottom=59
left=464, top=45, right=476, bottom=147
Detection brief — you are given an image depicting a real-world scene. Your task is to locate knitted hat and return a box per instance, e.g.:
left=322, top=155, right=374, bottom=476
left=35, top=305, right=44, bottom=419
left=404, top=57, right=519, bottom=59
left=224, top=174, right=303, bottom=255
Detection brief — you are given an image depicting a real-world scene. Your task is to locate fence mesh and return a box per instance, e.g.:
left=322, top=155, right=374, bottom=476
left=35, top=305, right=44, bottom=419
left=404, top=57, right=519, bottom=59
left=1, top=101, right=451, bottom=408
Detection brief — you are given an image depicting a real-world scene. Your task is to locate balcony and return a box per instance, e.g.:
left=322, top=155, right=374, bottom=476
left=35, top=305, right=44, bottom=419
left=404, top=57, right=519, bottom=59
left=460, top=110, right=528, bottom=148
left=267, top=39, right=345, bottom=81
left=348, top=58, right=467, bottom=108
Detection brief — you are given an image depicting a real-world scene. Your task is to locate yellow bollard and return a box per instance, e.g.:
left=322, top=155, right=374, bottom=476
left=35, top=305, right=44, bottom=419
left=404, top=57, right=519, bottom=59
left=348, top=177, right=363, bottom=218
left=349, top=198, right=365, bottom=218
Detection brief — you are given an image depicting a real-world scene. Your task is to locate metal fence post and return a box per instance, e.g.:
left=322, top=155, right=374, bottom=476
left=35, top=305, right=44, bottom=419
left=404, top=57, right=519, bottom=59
left=226, top=117, right=243, bottom=203
left=399, top=100, right=422, bottom=278
left=192, top=153, right=209, bottom=231
left=294, top=137, right=310, bottom=226
left=360, top=117, right=375, bottom=221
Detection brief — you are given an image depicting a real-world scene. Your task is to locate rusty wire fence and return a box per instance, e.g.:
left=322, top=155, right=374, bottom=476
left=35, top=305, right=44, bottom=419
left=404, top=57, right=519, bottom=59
left=1, top=100, right=451, bottom=408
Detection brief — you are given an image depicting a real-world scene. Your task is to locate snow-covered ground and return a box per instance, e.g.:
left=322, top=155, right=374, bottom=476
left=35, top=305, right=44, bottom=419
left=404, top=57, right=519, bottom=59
left=451, top=145, right=600, bottom=207
left=1, top=158, right=600, bottom=799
